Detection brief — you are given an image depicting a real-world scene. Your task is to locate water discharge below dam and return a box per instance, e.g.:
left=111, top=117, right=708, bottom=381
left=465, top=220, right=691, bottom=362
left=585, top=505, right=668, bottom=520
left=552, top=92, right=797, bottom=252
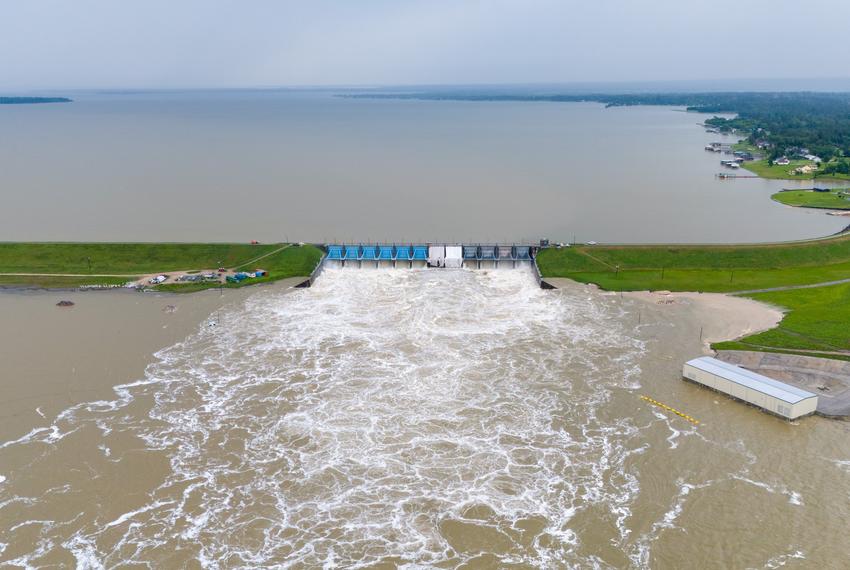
left=1, top=269, right=849, bottom=568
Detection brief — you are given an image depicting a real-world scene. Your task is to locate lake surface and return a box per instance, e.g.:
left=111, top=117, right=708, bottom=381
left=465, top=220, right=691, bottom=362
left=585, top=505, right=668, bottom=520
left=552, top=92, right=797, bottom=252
left=0, top=90, right=845, bottom=243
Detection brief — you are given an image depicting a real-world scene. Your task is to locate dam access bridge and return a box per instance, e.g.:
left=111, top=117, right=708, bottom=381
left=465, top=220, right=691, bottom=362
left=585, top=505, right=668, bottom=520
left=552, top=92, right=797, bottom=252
left=298, top=242, right=553, bottom=288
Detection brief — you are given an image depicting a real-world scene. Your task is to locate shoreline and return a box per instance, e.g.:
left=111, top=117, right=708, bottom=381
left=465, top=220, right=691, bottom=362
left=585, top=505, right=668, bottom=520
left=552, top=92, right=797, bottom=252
left=546, top=278, right=784, bottom=353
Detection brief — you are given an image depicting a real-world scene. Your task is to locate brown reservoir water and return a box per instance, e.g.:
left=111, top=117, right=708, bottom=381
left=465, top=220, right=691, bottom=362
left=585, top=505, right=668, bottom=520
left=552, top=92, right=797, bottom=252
left=0, top=90, right=845, bottom=243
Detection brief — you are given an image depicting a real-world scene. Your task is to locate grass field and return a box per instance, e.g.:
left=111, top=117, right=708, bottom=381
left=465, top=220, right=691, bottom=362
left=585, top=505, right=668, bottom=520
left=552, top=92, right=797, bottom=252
left=772, top=189, right=850, bottom=210
left=743, top=159, right=850, bottom=181
left=154, top=245, right=323, bottom=292
left=0, top=242, right=324, bottom=291
left=731, top=140, right=758, bottom=152
left=536, top=235, right=850, bottom=293
left=742, top=159, right=816, bottom=180
left=0, top=274, right=131, bottom=288
left=0, top=242, right=291, bottom=274
left=712, top=283, right=850, bottom=357
left=536, top=236, right=850, bottom=359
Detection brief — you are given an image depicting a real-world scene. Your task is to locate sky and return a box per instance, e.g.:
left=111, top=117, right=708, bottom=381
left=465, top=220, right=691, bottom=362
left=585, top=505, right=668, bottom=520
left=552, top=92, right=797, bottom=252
left=2, top=0, right=850, bottom=90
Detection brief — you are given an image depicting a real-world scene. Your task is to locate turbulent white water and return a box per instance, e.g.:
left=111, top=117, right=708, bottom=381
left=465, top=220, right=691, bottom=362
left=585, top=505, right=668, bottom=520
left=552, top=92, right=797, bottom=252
left=4, top=267, right=848, bottom=568
left=0, top=269, right=654, bottom=567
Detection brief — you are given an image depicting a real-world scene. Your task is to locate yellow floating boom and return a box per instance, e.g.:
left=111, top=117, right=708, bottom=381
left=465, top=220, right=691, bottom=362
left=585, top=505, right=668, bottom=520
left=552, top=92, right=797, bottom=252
left=641, top=395, right=700, bottom=425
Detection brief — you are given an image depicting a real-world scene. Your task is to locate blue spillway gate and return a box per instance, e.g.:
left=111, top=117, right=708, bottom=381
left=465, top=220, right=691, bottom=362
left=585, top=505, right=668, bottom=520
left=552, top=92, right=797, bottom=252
left=313, top=242, right=548, bottom=289
left=323, top=243, right=538, bottom=271
left=479, top=246, right=496, bottom=260
left=344, top=246, right=360, bottom=260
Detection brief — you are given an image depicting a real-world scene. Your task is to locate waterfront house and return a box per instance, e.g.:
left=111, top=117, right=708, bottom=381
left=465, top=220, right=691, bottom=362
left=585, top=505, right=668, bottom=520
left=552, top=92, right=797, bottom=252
left=775, top=156, right=791, bottom=166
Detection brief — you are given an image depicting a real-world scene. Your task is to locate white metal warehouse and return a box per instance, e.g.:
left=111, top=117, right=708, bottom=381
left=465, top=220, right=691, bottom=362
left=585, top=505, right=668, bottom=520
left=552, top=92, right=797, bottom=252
left=683, top=356, right=818, bottom=420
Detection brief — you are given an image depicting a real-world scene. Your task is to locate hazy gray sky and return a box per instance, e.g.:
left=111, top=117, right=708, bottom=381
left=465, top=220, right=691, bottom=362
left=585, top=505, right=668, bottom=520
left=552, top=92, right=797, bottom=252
left=2, top=0, right=849, bottom=89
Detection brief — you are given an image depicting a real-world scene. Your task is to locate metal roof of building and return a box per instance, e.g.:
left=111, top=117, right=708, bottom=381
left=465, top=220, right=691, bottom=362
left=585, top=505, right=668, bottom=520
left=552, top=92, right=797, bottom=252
left=685, top=357, right=817, bottom=404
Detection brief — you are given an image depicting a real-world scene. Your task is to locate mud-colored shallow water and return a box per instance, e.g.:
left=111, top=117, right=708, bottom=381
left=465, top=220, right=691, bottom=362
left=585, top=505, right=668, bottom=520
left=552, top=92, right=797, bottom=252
left=1, top=269, right=849, bottom=568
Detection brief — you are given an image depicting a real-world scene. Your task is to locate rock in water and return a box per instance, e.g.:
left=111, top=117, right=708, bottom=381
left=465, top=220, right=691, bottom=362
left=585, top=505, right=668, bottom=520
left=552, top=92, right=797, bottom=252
left=56, top=300, right=75, bottom=307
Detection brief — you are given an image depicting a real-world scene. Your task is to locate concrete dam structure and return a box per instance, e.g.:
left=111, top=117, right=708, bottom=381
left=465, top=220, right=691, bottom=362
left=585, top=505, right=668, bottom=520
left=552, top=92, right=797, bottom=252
left=325, top=244, right=536, bottom=269
left=296, top=243, right=550, bottom=289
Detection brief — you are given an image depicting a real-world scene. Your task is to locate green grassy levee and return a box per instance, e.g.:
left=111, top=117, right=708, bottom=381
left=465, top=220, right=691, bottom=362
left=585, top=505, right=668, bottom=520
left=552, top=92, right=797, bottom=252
left=0, top=274, right=133, bottom=289
left=713, top=283, right=850, bottom=355
left=536, top=235, right=850, bottom=360
left=0, top=242, right=287, bottom=274
left=0, top=242, right=324, bottom=292
left=153, top=244, right=323, bottom=292
left=536, top=235, right=850, bottom=293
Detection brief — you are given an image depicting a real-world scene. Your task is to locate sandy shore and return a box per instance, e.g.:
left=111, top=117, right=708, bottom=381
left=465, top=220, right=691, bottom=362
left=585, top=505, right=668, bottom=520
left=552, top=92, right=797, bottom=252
left=0, top=279, right=302, bottom=441
left=622, top=290, right=783, bottom=350
left=545, top=278, right=783, bottom=353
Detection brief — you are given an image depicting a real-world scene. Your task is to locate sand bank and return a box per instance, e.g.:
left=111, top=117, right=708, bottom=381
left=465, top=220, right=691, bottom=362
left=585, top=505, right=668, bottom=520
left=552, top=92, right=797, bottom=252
left=545, top=278, right=783, bottom=353
left=0, top=279, right=301, bottom=441
left=622, top=290, right=783, bottom=350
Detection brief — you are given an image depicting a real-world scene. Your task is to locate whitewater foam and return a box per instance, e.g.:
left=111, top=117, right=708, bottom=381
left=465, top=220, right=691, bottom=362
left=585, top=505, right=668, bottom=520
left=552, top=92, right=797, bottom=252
left=1, top=268, right=652, bottom=567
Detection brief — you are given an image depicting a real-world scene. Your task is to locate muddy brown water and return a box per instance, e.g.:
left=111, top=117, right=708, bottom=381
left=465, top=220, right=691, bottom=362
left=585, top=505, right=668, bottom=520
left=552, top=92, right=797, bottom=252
left=1, top=270, right=848, bottom=568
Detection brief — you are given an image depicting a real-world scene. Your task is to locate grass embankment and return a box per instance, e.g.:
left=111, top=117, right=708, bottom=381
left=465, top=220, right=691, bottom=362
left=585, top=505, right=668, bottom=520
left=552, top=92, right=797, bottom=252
left=536, top=236, right=850, bottom=293
left=772, top=188, right=850, bottom=210
left=155, top=245, right=323, bottom=292
left=0, top=243, right=323, bottom=291
left=713, top=283, right=850, bottom=360
left=536, top=235, right=850, bottom=359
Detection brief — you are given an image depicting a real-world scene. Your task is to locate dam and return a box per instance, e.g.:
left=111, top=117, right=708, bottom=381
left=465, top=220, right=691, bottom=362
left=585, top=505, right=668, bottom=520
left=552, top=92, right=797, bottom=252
left=325, top=243, right=537, bottom=269
left=298, top=242, right=549, bottom=289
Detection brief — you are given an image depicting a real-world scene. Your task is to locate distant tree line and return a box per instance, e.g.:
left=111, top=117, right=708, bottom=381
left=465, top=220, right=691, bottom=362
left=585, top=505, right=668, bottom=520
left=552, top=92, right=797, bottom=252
left=0, top=97, right=72, bottom=104
left=343, top=91, right=850, bottom=161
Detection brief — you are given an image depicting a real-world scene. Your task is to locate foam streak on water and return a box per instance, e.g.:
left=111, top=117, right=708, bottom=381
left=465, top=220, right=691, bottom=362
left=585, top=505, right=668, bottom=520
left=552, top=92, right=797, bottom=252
left=0, top=269, right=646, bottom=567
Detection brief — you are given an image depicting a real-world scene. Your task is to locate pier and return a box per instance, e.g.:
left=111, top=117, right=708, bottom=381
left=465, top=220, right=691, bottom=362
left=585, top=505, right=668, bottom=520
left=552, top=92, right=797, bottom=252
left=716, top=172, right=759, bottom=179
